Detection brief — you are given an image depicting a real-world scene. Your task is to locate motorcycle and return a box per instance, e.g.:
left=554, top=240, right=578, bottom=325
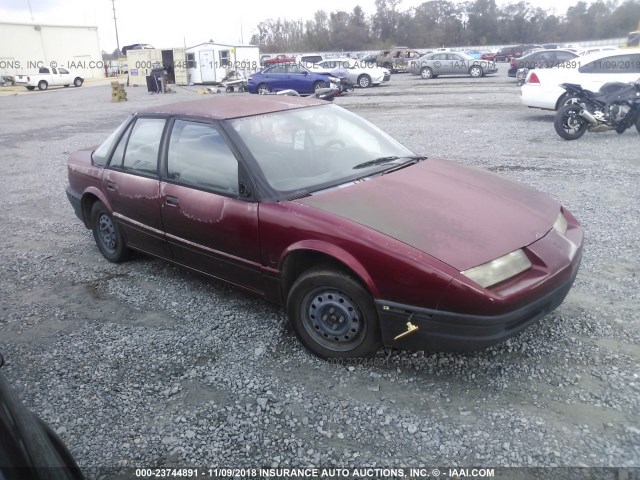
left=554, top=80, right=640, bottom=140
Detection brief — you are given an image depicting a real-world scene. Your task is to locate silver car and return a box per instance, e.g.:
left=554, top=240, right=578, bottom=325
left=409, top=52, right=498, bottom=79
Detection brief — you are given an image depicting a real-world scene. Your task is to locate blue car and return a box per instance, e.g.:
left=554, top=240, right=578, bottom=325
left=464, top=50, right=482, bottom=59
left=247, top=63, right=332, bottom=95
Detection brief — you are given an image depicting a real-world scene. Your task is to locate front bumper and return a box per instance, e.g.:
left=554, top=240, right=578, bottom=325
left=376, top=241, right=582, bottom=353
left=65, top=186, right=83, bottom=223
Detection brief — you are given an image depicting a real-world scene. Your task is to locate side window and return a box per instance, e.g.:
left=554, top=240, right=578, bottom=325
left=186, top=53, right=196, bottom=69
left=287, top=63, right=303, bottom=73
left=167, top=120, right=238, bottom=194
left=108, top=122, right=134, bottom=168
left=39, top=67, right=49, bottom=74
left=58, top=68, right=69, bottom=74
left=121, top=118, right=165, bottom=175
left=268, top=65, right=286, bottom=74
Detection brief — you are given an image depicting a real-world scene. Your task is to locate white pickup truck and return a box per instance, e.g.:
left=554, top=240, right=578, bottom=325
left=14, top=67, right=84, bottom=91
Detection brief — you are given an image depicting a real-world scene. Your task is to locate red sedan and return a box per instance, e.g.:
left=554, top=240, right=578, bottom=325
left=66, top=96, right=583, bottom=360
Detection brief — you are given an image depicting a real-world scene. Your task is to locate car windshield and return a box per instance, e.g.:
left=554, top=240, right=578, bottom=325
left=227, top=104, right=416, bottom=195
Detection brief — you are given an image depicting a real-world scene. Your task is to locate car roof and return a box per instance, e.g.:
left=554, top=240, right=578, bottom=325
left=578, top=48, right=626, bottom=62
left=137, top=95, right=326, bottom=120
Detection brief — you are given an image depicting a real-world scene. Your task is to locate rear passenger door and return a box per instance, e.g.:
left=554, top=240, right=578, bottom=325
left=160, top=119, right=262, bottom=292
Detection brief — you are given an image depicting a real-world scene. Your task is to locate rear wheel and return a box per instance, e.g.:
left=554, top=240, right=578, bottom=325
left=636, top=114, right=640, bottom=135
left=554, top=104, right=588, bottom=140
left=420, top=67, right=433, bottom=79
left=38, top=80, right=48, bottom=91
left=26, top=86, right=35, bottom=91
left=90, top=201, right=129, bottom=262
left=287, top=268, right=382, bottom=360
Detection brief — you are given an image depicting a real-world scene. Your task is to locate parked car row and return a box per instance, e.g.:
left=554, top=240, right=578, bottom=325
left=520, top=50, right=640, bottom=110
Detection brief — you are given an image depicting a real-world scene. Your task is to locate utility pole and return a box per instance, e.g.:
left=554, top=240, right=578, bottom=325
left=111, top=0, right=121, bottom=58
left=26, top=0, right=34, bottom=22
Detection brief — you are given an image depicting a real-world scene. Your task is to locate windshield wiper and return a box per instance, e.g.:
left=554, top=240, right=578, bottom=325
left=353, top=155, right=427, bottom=170
left=353, top=156, right=400, bottom=169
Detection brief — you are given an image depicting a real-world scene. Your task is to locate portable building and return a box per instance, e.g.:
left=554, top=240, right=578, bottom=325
left=186, top=42, right=260, bottom=84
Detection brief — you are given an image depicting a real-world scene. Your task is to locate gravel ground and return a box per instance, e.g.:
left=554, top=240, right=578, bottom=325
left=0, top=65, right=639, bottom=476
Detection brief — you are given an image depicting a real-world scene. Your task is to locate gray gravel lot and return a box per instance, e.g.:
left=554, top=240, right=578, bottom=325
left=0, top=65, right=639, bottom=476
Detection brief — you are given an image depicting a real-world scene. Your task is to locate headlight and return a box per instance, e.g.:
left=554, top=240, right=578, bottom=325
left=328, top=76, right=339, bottom=83
left=461, top=249, right=532, bottom=288
left=552, top=212, right=568, bottom=235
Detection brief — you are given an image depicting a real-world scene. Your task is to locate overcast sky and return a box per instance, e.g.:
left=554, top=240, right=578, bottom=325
left=1, top=0, right=583, bottom=52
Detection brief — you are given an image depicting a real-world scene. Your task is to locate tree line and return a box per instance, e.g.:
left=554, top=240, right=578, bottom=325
left=249, top=0, right=640, bottom=52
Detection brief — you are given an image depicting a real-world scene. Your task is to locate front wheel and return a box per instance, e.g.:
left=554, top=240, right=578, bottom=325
left=73, top=77, right=83, bottom=87
left=257, top=83, right=270, bottom=95
left=357, top=74, right=371, bottom=88
left=469, top=66, right=483, bottom=78
left=636, top=114, right=640, bottom=135
left=554, top=104, right=588, bottom=140
left=90, top=201, right=129, bottom=262
left=314, top=81, right=328, bottom=91
left=287, top=268, right=382, bottom=360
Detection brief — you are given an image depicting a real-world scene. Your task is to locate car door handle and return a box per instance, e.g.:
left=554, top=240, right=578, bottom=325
left=165, top=195, right=179, bottom=206
left=107, top=181, right=117, bottom=191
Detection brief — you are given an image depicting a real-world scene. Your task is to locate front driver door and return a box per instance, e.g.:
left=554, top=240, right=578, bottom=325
left=103, top=116, right=169, bottom=257
left=160, top=119, right=262, bottom=292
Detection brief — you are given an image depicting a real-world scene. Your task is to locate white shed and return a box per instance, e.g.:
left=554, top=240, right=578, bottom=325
left=0, top=21, right=103, bottom=79
left=126, top=48, right=188, bottom=86
left=186, top=42, right=260, bottom=84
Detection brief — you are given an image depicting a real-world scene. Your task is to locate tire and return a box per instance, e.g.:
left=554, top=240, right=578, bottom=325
left=73, top=77, right=83, bottom=87
left=257, top=83, right=270, bottom=95
left=469, top=65, right=483, bottom=78
left=554, top=104, right=588, bottom=140
left=314, top=81, right=328, bottom=91
left=26, top=86, right=35, bottom=91
left=420, top=67, right=433, bottom=79
left=636, top=114, right=640, bottom=135
left=287, top=268, right=382, bottom=360
left=37, top=80, right=48, bottom=91
left=357, top=74, right=371, bottom=88
left=64, top=84, right=70, bottom=87
left=90, top=201, right=129, bottom=262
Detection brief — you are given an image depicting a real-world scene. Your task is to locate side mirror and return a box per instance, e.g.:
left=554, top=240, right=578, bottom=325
left=239, top=182, right=251, bottom=198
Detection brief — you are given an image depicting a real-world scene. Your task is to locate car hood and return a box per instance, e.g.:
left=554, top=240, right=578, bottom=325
left=296, top=159, right=559, bottom=271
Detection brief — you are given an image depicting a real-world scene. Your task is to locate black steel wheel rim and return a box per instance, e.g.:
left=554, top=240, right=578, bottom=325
left=98, top=213, right=117, bottom=251
left=301, top=288, right=365, bottom=351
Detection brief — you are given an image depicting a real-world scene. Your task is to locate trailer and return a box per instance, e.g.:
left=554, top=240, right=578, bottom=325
left=186, top=42, right=260, bottom=84
left=127, top=48, right=187, bottom=86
